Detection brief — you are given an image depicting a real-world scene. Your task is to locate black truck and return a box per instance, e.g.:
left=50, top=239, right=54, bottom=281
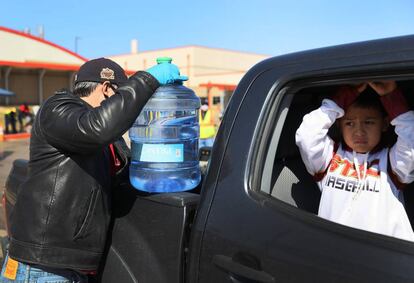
left=6, top=35, right=414, bottom=282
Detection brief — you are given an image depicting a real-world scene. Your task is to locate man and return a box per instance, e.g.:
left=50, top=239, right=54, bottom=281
left=0, top=58, right=186, bottom=282
left=4, top=108, right=17, bottom=134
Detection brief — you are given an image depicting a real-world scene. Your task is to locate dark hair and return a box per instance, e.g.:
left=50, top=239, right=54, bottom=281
left=73, top=81, right=100, bottom=97
left=346, top=87, right=396, bottom=147
left=350, top=87, right=387, bottom=117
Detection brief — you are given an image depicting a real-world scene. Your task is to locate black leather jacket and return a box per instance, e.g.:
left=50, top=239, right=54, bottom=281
left=8, top=71, right=159, bottom=271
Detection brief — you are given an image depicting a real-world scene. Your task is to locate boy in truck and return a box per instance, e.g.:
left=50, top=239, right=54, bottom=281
left=296, top=80, right=414, bottom=241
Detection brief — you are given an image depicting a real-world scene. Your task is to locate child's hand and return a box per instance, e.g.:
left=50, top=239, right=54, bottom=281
left=368, top=81, right=397, bottom=96
left=332, top=83, right=366, bottom=110
left=355, top=83, right=368, bottom=94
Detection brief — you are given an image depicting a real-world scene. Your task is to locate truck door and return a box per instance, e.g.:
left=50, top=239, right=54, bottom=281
left=189, top=36, right=414, bottom=283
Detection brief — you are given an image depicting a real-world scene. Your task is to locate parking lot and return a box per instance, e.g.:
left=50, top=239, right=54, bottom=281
left=0, top=138, right=30, bottom=191
left=0, top=138, right=30, bottom=259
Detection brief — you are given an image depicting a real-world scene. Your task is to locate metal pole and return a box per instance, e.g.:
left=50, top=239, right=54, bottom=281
left=186, top=54, right=190, bottom=87
left=4, top=67, right=12, bottom=106
left=69, top=72, right=76, bottom=91
left=75, top=36, right=81, bottom=54
left=38, top=69, right=46, bottom=104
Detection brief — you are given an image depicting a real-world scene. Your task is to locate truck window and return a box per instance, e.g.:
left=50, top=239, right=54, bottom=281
left=259, top=86, right=327, bottom=213
left=258, top=80, right=414, bottom=240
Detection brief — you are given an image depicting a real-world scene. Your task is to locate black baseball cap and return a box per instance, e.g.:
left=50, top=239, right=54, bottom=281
left=74, top=58, right=128, bottom=86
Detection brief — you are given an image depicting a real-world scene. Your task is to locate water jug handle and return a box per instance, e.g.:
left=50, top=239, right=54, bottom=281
left=156, top=57, right=173, bottom=64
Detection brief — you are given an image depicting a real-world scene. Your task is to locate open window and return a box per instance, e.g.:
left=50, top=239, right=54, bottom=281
left=254, top=75, right=414, bottom=239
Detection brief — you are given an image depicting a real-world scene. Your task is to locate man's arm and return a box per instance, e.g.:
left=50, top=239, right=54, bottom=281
left=39, top=71, right=159, bottom=153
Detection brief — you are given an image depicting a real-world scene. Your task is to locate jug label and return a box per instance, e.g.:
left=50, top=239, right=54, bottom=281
left=139, top=143, right=184, bottom=162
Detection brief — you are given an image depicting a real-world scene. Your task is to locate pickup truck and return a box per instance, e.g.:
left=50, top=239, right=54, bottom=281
left=5, top=35, right=414, bottom=283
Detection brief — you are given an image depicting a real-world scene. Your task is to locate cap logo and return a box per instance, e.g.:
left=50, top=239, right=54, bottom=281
left=100, top=68, right=115, bottom=80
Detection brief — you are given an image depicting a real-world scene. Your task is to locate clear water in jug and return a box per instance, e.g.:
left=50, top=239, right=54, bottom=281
left=129, top=83, right=201, bottom=193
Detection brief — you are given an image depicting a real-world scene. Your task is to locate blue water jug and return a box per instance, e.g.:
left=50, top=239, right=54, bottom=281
left=129, top=60, right=201, bottom=193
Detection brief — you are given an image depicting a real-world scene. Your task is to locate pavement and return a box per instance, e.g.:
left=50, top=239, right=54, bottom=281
left=0, top=138, right=30, bottom=260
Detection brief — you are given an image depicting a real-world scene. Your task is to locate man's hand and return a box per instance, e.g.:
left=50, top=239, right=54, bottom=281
left=368, top=81, right=397, bottom=96
left=146, top=60, right=188, bottom=85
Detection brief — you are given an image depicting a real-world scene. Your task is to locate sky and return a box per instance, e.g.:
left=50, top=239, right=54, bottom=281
left=1, top=0, right=414, bottom=60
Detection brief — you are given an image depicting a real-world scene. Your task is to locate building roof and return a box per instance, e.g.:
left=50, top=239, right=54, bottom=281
left=110, top=45, right=269, bottom=86
left=109, top=44, right=270, bottom=58
left=0, top=26, right=87, bottom=71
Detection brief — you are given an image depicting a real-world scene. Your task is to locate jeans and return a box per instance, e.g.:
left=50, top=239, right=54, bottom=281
left=0, top=254, right=88, bottom=283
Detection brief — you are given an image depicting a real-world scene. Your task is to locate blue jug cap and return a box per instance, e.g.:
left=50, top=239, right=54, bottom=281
left=156, top=57, right=173, bottom=64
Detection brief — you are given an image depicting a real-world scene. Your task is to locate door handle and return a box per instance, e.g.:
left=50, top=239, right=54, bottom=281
left=212, top=254, right=275, bottom=283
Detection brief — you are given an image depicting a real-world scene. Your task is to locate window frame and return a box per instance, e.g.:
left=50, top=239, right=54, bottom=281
left=245, top=70, right=414, bottom=245
left=249, top=71, right=414, bottom=194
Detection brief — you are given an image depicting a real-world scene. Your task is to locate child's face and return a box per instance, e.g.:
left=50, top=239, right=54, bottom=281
left=339, top=105, right=388, bottom=153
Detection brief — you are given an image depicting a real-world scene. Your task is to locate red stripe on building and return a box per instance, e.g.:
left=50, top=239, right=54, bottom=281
left=0, top=60, right=82, bottom=71
left=0, top=26, right=88, bottom=62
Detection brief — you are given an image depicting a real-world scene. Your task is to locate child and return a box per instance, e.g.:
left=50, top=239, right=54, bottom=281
left=295, top=81, right=414, bottom=241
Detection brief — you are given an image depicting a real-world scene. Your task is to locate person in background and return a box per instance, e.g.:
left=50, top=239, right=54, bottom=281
left=17, top=103, right=32, bottom=132
left=199, top=103, right=216, bottom=148
left=296, top=81, right=414, bottom=242
left=0, top=57, right=187, bottom=283
left=4, top=108, right=17, bottom=134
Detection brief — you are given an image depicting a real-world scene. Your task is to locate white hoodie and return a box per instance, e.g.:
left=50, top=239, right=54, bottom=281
left=296, top=97, right=414, bottom=242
